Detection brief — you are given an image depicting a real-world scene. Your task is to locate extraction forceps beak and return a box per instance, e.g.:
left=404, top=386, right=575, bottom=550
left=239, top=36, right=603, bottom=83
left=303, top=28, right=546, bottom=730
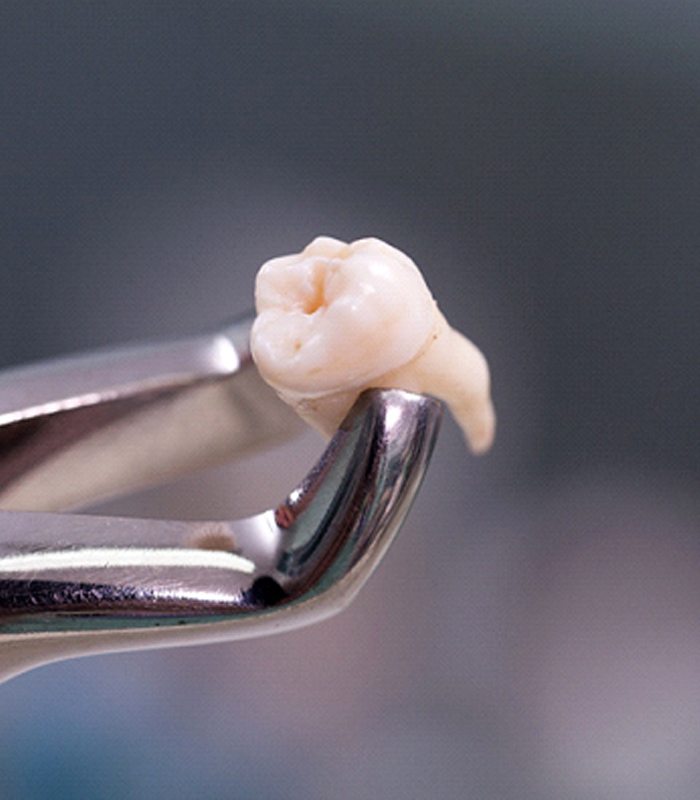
left=0, top=317, right=442, bottom=682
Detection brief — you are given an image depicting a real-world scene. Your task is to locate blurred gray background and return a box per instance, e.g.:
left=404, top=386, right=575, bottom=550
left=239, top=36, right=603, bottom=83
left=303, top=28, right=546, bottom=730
left=1, top=1, right=698, bottom=798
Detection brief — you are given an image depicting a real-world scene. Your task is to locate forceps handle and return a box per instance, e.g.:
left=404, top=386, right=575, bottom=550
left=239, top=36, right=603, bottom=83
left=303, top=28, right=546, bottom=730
left=0, top=318, right=300, bottom=512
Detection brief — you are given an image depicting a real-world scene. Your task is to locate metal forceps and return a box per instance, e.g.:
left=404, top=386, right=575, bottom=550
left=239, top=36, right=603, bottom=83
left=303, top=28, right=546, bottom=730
left=0, top=316, right=442, bottom=681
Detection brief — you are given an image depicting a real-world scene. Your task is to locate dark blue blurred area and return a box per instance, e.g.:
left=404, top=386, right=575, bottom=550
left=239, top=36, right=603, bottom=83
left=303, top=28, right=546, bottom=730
left=1, top=2, right=698, bottom=798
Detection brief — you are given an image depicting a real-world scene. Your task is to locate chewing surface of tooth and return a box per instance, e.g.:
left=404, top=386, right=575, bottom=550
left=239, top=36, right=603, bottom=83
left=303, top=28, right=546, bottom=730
left=251, top=236, right=495, bottom=453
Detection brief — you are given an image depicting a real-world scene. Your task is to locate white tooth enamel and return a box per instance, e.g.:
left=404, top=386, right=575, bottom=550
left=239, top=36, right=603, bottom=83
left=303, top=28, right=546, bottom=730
left=251, top=236, right=496, bottom=453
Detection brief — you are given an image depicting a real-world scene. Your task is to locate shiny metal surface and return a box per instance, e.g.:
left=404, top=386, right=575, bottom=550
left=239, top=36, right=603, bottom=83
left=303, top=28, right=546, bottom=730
left=0, top=317, right=301, bottom=511
left=0, top=321, right=441, bottom=681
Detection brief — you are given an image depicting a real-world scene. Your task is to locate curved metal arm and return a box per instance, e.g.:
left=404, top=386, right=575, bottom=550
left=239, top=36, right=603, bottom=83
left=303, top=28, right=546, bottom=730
left=0, top=389, right=441, bottom=681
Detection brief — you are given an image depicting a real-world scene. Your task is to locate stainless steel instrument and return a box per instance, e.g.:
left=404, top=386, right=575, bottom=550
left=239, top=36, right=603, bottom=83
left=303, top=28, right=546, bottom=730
left=0, top=317, right=441, bottom=681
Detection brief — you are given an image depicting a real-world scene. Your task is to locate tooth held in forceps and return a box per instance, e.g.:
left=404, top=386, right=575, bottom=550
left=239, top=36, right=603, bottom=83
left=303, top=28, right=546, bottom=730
left=251, top=236, right=495, bottom=453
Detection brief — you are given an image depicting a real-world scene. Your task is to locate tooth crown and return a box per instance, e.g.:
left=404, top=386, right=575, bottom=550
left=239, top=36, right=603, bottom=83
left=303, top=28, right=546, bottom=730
left=252, top=237, right=438, bottom=396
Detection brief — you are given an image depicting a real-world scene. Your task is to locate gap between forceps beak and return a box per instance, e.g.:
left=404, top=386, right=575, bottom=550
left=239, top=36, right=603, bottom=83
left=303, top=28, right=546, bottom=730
left=0, top=316, right=442, bottom=682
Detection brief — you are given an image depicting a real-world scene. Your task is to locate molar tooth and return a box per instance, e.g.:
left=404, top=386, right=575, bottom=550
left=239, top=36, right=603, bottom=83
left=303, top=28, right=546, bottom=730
left=251, top=237, right=495, bottom=453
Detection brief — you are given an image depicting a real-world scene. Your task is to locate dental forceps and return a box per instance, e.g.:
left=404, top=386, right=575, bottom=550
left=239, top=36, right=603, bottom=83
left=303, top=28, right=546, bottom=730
left=0, top=316, right=442, bottom=681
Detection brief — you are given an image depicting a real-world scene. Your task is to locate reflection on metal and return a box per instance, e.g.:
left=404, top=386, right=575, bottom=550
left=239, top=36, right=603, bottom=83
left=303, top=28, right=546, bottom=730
left=0, top=317, right=441, bottom=681
left=0, top=547, right=256, bottom=575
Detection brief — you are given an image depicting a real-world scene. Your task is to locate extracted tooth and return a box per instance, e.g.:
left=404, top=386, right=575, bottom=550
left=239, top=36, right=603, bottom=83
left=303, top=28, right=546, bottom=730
left=251, top=236, right=495, bottom=453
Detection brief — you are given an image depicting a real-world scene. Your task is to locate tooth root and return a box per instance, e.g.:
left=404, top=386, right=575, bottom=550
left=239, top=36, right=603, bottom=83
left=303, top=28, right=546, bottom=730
left=376, top=316, right=495, bottom=453
left=426, top=324, right=496, bottom=454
